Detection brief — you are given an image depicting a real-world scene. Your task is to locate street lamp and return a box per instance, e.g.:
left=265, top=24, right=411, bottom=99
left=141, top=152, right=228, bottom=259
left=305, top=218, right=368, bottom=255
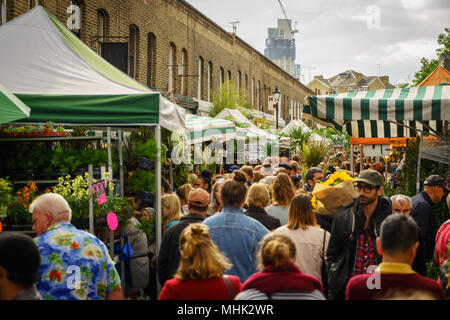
left=273, top=86, right=281, bottom=132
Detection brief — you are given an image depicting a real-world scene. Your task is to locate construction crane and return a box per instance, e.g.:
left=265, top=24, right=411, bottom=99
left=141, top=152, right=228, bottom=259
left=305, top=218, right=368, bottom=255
left=277, top=0, right=298, bottom=36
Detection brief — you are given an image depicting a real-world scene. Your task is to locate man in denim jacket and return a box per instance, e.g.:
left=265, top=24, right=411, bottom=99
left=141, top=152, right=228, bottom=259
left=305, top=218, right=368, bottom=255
left=202, top=171, right=269, bottom=282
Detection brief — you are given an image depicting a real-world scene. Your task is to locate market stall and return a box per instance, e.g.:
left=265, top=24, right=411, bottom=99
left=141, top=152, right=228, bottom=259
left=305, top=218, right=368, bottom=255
left=0, top=83, right=30, bottom=125
left=0, top=6, right=185, bottom=294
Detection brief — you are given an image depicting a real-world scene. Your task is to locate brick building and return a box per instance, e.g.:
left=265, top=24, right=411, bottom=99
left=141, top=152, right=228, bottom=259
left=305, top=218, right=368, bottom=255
left=2, top=0, right=313, bottom=123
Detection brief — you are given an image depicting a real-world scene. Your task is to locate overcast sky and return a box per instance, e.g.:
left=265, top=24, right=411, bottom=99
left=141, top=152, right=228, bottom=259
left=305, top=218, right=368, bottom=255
left=186, top=0, right=449, bottom=85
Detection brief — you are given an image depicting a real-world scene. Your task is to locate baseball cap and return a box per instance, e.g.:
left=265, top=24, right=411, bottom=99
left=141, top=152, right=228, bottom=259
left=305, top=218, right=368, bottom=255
left=355, top=169, right=384, bottom=187
left=424, top=175, right=450, bottom=191
left=188, top=188, right=210, bottom=208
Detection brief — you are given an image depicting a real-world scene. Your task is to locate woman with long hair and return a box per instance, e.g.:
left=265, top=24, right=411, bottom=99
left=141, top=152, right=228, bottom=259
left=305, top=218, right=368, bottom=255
left=207, top=178, right=224, bottom=216
left=161, top=194, right=183, bottom=230
left=175, top=184, right=192, bottom=215
left=235, top=233, right=325, bottom=300
left=265, top=173, right=295, bottom=225
left=272, top=193, right=330, bottom=283
left=158, top=223, right=242, bottom=299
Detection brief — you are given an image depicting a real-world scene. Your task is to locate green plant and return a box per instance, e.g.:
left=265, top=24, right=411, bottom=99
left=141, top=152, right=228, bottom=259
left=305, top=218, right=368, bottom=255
left=127, top=169, right=156, bottom=194
left=300, top=139, right=333, bottom=168
left=283, top=126, right=313, bottom=153
left=136, top=214, right=157, bottom=240
left=209, top=80, right=249, bottom=117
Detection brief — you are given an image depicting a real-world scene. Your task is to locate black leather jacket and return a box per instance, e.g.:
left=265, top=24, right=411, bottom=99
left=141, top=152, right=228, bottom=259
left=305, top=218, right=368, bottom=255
left=326, top=196, right=392, bottom=300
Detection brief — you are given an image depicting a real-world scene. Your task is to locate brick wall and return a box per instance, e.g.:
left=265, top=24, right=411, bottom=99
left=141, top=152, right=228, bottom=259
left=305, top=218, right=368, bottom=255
left=7, top=0, right=313, bottom=122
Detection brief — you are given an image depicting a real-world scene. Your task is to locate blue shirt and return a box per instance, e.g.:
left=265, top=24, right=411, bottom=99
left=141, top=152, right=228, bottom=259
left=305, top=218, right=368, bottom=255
left=202, top=206, right=269, bottom=282
left=34, top=222, right=121, bottom=300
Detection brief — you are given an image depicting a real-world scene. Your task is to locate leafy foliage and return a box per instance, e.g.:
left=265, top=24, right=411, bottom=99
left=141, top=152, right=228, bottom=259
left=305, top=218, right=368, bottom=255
left=300, top=139, right=333, bottom=168
left=208, top=80, right=250, bottom=117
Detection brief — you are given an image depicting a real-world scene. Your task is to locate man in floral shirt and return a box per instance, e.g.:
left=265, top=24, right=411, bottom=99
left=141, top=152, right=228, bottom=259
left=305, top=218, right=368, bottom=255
left=30, top=193, right=122, bottom=300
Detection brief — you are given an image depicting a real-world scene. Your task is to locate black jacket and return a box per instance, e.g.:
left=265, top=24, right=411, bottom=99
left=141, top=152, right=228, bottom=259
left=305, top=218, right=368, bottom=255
left=315, top=212, right=335, bottom=233
left=326, top=196, right=392, bottom=300
left=245, top=207, right=281, bottom=231
left=410, top=191, right=436, bottom=262
left=156, top=213, right=204, bottom=286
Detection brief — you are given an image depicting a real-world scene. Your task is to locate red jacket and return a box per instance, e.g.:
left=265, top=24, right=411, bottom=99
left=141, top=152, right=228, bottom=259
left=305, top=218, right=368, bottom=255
left=158, top=276, right=242, bottom=300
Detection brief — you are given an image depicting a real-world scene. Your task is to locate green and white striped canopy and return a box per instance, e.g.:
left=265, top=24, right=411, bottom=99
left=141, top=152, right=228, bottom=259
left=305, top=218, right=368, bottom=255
left=305, top=86, right=449, bottom=121
left=0, top=82, right=31, bottom=125
left=185, top=114, right=237, bottom=144
left=303, top=86, right=449, bottom=138
left=0, top=6, right=184, bottom=130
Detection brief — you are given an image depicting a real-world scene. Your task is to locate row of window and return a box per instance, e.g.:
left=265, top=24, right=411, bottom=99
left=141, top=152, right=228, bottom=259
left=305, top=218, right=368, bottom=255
left=1, top=1, right=302, bottom=118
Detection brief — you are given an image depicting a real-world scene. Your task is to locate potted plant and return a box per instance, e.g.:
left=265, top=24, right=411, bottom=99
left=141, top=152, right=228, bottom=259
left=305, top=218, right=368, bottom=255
left=7, top=181, right=38, bottom=227
left=0, top=178, right=13, bottom=220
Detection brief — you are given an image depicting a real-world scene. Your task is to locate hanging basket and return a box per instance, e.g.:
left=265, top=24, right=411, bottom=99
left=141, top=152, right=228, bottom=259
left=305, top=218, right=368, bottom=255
left=138, top=157, right=154, bottom=171
left=140, top=191, right=155, bottom=205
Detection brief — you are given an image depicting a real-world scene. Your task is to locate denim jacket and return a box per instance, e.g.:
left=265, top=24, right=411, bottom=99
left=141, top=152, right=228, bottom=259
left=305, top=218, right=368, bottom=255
left=202, top=206, right=269, bottom=282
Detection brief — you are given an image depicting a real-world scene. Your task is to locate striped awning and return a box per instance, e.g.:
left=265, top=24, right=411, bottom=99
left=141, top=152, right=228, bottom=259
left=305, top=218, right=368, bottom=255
left=303, top=85, right=449, bottom=138
left=185, top=114, right=236, bottom=144
left=304, top=86, right=449, bottom=121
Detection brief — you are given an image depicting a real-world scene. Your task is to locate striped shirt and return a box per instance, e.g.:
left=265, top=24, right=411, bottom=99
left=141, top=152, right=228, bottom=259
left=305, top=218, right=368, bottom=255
left=235, top=289, right=325, bottom=300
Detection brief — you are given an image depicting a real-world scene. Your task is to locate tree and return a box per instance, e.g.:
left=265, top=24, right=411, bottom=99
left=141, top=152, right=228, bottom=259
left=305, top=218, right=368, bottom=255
left=412, top=28, right=450, bottom=86
left=208, top=80, right=250, bottom=117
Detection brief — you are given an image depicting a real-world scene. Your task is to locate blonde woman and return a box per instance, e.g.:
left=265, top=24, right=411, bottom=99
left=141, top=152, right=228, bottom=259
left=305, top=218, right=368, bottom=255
left=245, top=183, right=281, bottom=231
left=235, top=233, right=325, bottom=300
left=272, top=193, right=330, bottom=283
left=265, top=173, right=295, bottom=225
left=161, top=194, right=183, bottom=230
left=158, top=223, right=242, bottom=300
left=175, top=184, right=192, bottom=215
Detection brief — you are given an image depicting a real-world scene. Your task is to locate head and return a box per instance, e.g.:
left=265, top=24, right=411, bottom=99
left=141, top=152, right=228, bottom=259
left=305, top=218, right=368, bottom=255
left=175, top=184, right=193, bottom=206
left=354, top=169, right=385, bottom=207
left=161, top=194, right=182, bottom=228
left=272, top=173, right=296, bottom=207
left=189, top=173, right=198, bottom=187
left=254, top=165, right=263, bottom=173
left=287, top=193, right=318, bottom=230
left=29, top=193, right=72, bottom=236
left=240, top=165, right=254, bottom=182
left=292, top=154, right=301, bottom=163
left=220, top=170, right=248, bottom=208
left=246, top=183, right=271, bottom=209
left=175, top=223, right=231, bottom=280
left=187, top=188, right=210, bottom=216
left=161, top=176, right=171, bottom=195
left=423, top=175, right=448, bottom=204
left=376, top=214, right=420, bottom=265
left=228, top=165, right=240, bottom=173
left=390, top=194, right=412, bottom=216
left=0, top=232, right=41, bottom=299
left=256, top=233, right=296, bottom=270
left=289, top=161, right=300, bottom=176
left=194, top=169, right=212, bottom=191
left=279, top=163, right=293, bottom=176
left=305, top=167, right=324, bottom=190
left=209, top=179, right=224, bottom=211
left=253, top=171, right=264, bottom=183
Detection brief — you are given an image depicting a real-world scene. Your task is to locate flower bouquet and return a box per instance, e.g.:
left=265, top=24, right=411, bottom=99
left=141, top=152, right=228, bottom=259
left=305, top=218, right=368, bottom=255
left=311, top=170, right=357, bottom=215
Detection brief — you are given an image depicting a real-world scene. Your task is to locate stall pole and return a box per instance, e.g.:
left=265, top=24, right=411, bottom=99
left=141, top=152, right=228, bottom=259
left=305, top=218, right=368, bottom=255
left=350, top=144, right=354, bottom=175
left=155, top=125, right=162, bottom=295
left=416, top=135, right=423, bottom=194
left=88, top=164, right=94, bottom=235
left=107, top=127, right=113, bottom=180
left=118, top=130, right=124, bottom=197
left=169, top=160, right=174, bottom=192
left=360, top=144, right=364, bottom=173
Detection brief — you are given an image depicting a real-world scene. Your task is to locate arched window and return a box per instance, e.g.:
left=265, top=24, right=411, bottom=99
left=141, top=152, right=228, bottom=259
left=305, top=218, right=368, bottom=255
left=237, top=71, right=242, bottom=91
left=208, top=61, right=213, bottom=102
left=220, top=67, right=224, bottom=88
left=257, top=80, right=261, bottom=109
left=180, top=49, right=188, bottom=95
left=147, top=33, right=156, bottom=88
left=128, top=25, right=138, bottom=78
left=251, top=78, right=255, bottom=106
left=197, top=56, right=204, bottom=99
left=227, top=70, right=232, bottom=83
left=168, top=43, right=177, bottom=92
left=0, top=0, right=7, bottom=26
left=97, top=9, right=108, bottom=54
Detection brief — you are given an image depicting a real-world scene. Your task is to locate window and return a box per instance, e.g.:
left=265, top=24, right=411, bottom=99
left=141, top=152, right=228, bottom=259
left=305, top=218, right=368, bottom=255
left=69, top=1, right=82, bottom=39
left=28, top=0, right=39, bottom=9
left=208, top=61, right=213, bottom=102
left=128, top=25, right=138, bottom=78
left=257, top=80, right=261, bottom=109
left=180, top=49, right=187, bottom=95
left=147, top=33, right=156, bottom=88
left=237, top=71, right=241, bottom=91
left=251, top=78, right=255, bottom=106
left=168, top=43, right=177, bottom=92
left=245, top=74, right=248, bottom=94
left=227, top=71, right=231, bottom=83
left=97, top=10, right=107, bottom=54
left=0, top=0, right=6, bottom=26
left=220, top=67, right=224, bottom=88
left=198, top=56, right=204, bottom=99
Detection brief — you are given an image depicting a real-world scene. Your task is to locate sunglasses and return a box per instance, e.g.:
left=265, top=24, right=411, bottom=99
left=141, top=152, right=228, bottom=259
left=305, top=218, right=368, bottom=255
left=354, top=183, right=378, bottom=192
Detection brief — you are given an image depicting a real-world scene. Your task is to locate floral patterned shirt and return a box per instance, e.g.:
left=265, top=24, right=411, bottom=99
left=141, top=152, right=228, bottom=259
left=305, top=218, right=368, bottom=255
left=34, top=222, right=121, bottom=300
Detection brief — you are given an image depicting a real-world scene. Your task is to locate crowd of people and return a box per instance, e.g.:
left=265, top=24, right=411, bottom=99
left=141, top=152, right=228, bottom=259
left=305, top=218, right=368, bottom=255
left=0, top=152, right=449, bottom=301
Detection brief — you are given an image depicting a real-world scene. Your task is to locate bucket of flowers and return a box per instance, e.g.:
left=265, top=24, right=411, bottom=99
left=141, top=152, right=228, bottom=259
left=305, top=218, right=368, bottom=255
left=7, top=181, right=38, bottom=226
left=311, top=170, right=357, bottom=215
